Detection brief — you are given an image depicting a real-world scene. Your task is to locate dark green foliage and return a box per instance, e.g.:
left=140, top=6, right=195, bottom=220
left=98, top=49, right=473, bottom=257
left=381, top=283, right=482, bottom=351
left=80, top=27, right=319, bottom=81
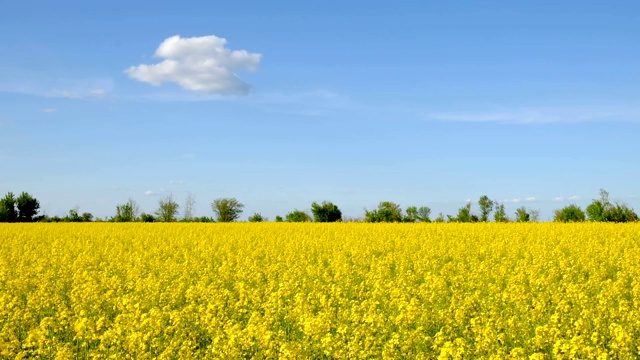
left=604, top=204, right=638, bottom=222
left=515, top=206, right=530, bottom=222
left=434, top=213, right=446, bottom=223
left=286, top=210, right=311, bottom=222
left=554, top=204, right=586, bottom=222
left=586, top=189, right=638, bottom=223
left=364, top=202, right=403, bottom=223
left=478, top=195, right=494, bottom=222
left=248, top=213, right=265, bottom=222
left=275, top=215, right=284, bottom=222
left=140, top=213, right=155, bottom=222
left=0, top=192, right=18, bottom=222
left=211, top=198, right=244, bottom=222
left=311, top=201, right=342, bottom=222
left=16, top=192, right=40, bottom=222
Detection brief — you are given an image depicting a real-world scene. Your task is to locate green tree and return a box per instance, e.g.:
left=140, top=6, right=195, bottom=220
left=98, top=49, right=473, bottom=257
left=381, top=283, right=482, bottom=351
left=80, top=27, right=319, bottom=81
left=554, top=204, right=586, bottom=222
left=248, top=213, right=265, bottom=222
left=515, top=206, right=530, bottom=222
left=81, top=212, right=94, bottom=222
left=605, top=204, right=638, bottom=222
left=478, top=195, right=494, bottom=222
left=364, top=201, right=403, bottom=222
left=311, top=201, right=342, bottom=222
left=155, top=195, right=180, bottom=222
left=113, top=199, right=139, bottom=222
left=493, top=203, right=508, bottom=222
left=586, top=189, right=611, bottom=222
left=453, top=203, right=475, bottom=223
left=275, top=215, right=284, bottom=222
left=416, top=206, right=432, bottom=222
left=403, top=206, right=431, bottom=222
left=140, top=213, right=155, bottom=222
left=211, top=198, right=244, bottom=222
left=0, top=192, right=18, bottom=222
left=434, top=213, right=446, bottom=223
left=65, top=208, right=83, bottom=222
left=16, top=192, right=40, bottom=222
left=404, top=206, right=418, bottom=222
left=286, top=210, right=311, bottom=222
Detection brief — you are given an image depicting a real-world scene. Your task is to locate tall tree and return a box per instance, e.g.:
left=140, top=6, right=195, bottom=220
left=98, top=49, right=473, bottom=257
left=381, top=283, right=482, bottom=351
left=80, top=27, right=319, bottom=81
left=113, top=199, right=139, bottom=222
left=515, top=206, right=530, bottom=222
left=454, top=203, right=474, bottom=223
left=478, top=195, right=494, bottom=222
left=183, top=193, right=196, bottom=221
left=16, top=192, right=40, bottom=222
left=311, top=201, right=342, bottom=222
left=211, top=198, right=244, bottom=222
left=0, top=192, right=18, bottom=222
left=493, top=203, right=508, bottom=222
left=586, top=189, right=611, bottom=222
left=156, top=195, right=180, bottom=222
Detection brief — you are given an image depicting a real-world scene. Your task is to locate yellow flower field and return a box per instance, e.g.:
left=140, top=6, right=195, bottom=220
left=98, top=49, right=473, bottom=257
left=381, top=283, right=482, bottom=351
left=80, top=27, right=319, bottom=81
left=0, top=223, right=639, bottom=359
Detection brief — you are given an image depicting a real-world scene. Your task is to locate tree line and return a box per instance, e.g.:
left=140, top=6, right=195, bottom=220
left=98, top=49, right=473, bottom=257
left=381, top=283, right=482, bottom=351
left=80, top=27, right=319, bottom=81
left=0, top=189, right=637, bottom=223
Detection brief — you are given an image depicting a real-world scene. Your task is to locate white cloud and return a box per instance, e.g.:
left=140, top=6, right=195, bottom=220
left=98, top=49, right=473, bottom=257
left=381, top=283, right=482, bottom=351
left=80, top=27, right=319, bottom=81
left=504, top=197, right=536, bottom=203
left=169, top=180, right=185, bottom=185
left=554, top=197, right=564, bottom=201
left=40, top=108, right=57, bottom=113
left=89, top=88, right=108, bottom=96
left=126, top=35, right=261, bottom=95
left=144, top=190, right=156, bottom=196
left=428, top=107, right=640, bottom=124
left=568, top=195, right=580, bottom=201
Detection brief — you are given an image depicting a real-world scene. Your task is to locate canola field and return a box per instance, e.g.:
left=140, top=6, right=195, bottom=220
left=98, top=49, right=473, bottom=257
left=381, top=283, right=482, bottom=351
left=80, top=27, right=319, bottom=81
left=0, top=223, right=639, bottom=359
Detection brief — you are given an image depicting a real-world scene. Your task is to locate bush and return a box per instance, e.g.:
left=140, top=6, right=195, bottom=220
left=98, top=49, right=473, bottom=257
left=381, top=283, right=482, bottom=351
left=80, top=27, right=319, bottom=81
left=286, top=210, right=311, bottom=222
left=311, top=201, right=342, bottom=222
left=554, top=204, right=586, bottom=222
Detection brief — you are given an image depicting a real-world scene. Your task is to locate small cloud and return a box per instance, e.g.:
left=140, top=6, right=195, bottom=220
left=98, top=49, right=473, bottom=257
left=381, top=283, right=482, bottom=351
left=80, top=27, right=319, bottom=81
left=428, top=107, right=640, bottom=124
left=89, top=88, right=108, bottom=96
left=169, top=180, right=185, bottom=185
left=504, top=197, right=535, bottom=203
left=40, top=108, right=57, bottom=113
left=126, top=34, right=262, bottom=95
left=554, top=197, right=564, bottom=201
left=568, top=195, right=580, bottom=201
left=144, top=190, right=156, bottom=196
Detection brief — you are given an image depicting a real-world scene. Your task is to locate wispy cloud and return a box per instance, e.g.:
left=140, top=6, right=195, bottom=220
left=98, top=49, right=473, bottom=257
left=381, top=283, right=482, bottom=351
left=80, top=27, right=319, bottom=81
left=554, top=197, right=564, bottom=201
left=428, top=107, right=640, bottom=124
left=169, top=180, right=185, bottom=185
left=0, top=77, right=114, bottom=99
left=144, top=190, right=156, bottom=196
left=504, top=196, right=537, bottom=203
left=40, top=108, right=57, bottom=113
left=126, top=35, right=261, bottom=95
left=568, top=195, right=580, bottom=201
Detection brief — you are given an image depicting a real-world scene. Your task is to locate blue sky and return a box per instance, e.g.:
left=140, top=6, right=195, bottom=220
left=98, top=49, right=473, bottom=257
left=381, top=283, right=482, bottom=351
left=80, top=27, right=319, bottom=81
left=1, top=1, right=639, bottom=220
